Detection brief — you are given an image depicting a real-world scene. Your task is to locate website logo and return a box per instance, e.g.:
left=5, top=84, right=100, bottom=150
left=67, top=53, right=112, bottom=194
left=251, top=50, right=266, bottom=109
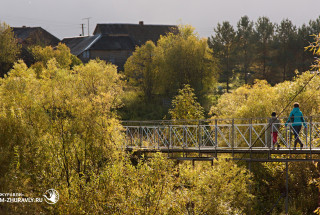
left=43, top=189, right=59, bottom=204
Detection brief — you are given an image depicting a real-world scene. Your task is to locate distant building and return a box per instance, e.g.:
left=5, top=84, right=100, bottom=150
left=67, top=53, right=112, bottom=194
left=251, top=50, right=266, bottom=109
left=93, top=21, right=176, bottom=46
left=12, top=26, right=60, bottom=65
left=62, top=34, right=136, bottom=69
left=62, top=21, right=177, bottom=70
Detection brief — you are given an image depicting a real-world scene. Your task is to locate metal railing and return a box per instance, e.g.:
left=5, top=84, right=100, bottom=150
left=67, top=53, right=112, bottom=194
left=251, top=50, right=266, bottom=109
left=123, top=116, right=320, bottom=150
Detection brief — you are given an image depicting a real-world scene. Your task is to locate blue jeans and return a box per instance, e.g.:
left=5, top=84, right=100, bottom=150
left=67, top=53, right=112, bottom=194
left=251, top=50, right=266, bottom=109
left=292, top=125, right=303, bottom=148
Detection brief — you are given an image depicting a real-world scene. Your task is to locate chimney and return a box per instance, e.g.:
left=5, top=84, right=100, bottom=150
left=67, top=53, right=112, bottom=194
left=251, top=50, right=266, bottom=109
left=139, top=21, right=144, bottom=26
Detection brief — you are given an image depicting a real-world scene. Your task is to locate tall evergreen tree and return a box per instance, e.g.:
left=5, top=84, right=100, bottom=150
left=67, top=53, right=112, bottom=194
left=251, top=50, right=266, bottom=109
left=274, top=19, right=297, bottom=81
left=208, top=21, right=236, bottom=92
left=236, top=16, right=255, bottom=84
left=254, top=17, right=275, bottom=80
left=309, top=16, right=320, bottom=35
left=296, top=24, right=313, bottom=72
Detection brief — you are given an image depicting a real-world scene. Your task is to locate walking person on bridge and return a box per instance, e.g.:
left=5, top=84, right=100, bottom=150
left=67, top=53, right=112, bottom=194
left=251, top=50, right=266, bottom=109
left=269, top=112, right=280, bottom=150
left=285, top=102, right=307, bottom=149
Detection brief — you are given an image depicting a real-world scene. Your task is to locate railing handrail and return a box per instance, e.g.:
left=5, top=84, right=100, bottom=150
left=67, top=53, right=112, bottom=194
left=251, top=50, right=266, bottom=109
left=122, top=115, right=320, bottom=126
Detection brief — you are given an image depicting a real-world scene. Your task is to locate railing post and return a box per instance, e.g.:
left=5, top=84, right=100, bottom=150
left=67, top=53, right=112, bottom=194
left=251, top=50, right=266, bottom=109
left=232, top=119, right=235, bottom=157
left=167, top=125, right=170, bottom=153
left=305, top=117, right=308, bottom=149
left=153, top=126, right=156, bottom=149
left=290, top=125, right=293, bottom=149
left=157, top=127, right=160, bottom=148
left=198, top=120, right=201, bottom=150
left=181, top=125, right=184, bottom=148
left=270, top=118, right=273, bottom=149
left=169, top=125, right=171, bottom=148
left=125, top=126, right=128, bottom=147
left=184, top=125, right=187, bottom=148
left=285, top=161, right=289, bottom=214
left=310, top=116, right=312, bottom=157
left=249, top=118, right=252, bottom=148
left=288, top=125, right=291, bottom=149
left=139, top=122, right=142, bottom=147
left=265, top=123, right=267, bottom=148
left=215, top=119, right=218, bottom=148
left=285, top=124, right=288, bottom=149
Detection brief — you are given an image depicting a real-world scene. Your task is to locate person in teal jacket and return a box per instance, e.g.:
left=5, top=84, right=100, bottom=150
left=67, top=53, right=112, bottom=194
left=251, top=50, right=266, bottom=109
left=285, top=102, right=307, bottom=149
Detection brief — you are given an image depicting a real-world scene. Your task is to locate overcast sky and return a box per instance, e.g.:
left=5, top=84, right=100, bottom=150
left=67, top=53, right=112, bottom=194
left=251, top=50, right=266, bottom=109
left=1, top=0, right=320, bottom=40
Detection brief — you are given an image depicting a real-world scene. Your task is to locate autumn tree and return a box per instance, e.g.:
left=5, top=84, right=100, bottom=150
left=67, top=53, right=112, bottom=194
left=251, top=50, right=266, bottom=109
left=209, top=37, right=320, bottom=213
left=168, top=84, right=205, bottom=120
left=124, top=41, right=156, bottom=101
left=0, top=22, right=21, bottom=76
left=31, top=43, right=81, bottom=73
left=178, top=160, right=253, bottom=214
left=125, top=25, right=218, bottom=99
left=0, top=58, right=125, bottom=214
left=0, top=57, right=253, bottom=214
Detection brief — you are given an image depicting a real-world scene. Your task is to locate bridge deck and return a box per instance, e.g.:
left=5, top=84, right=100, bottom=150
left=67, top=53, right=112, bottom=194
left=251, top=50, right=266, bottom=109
left=126, top=146, right=320, bottom=162
left=126, top=146, right=320, bottom=154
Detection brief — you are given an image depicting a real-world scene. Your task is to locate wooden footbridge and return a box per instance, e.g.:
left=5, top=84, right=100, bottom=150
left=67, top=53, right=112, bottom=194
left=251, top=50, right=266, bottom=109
left=123, top=116, right=320, bottom=162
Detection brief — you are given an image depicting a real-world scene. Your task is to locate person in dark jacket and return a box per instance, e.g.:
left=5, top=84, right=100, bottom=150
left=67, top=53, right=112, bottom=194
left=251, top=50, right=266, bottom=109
left=285, top=102, right=307, bottom=149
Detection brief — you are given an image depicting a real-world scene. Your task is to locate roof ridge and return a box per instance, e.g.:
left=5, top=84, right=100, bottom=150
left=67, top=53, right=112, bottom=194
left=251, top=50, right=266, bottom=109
left=84, top=34, right=101, bottom=51
left=96, top=23, right=176, bottom=26
left=63, top=35, right=93, bottom=40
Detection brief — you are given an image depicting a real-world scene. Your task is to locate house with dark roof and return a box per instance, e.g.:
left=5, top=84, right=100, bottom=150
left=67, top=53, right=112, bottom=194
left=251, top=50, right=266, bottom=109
left=12, top=26, right=60, bottom=65
left=62, top=34, right=136, bottom=68
left=62, top=21, right=177, bottom=70
left=93, top=21, right=177, bottom=45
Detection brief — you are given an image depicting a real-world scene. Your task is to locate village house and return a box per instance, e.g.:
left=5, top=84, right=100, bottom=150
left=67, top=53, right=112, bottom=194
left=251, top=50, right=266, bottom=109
left=12, top=26, right=60, bottom=65
left=62, top=21, right=177, bottom=70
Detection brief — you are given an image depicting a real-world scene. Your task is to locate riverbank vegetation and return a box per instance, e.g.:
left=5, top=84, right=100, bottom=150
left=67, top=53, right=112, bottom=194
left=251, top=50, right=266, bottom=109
left=1, top=17, right=320, bottom=214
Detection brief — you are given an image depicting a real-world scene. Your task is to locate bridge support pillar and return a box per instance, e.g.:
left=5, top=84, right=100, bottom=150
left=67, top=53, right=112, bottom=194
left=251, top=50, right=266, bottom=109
left=285, top=161, right=289, bottom=215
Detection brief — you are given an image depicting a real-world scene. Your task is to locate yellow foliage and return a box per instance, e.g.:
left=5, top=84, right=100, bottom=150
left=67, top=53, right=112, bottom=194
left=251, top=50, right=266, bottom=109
left=31, top=43, right=81, bottom=71
left=169, top=84, right=205, bottom=120
left=0, top=22, right=21, bottom=75
left=210, top=73, right=320, bottom=119
left=124, top=25, right=218, bottom=98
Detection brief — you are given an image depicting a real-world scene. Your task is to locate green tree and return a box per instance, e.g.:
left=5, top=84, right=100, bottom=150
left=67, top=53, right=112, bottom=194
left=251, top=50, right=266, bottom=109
left=122, top=25, right=217, bottom=120
left=124, top=41, right=156, bottom=101
left=296, top=24, right=313, bottom=72
left=208, top=21, right=236, bottom=92
left=236, top=16, right=255, bottom=84
left=254, top=16, right=275, bottom=80
left=0, top=22, right=21, bottom=76
left=168, top=84, right=204, bottom=120
left=309, top=16, right=320, bottom=35
left=125, top=25, right=217, bottom=98
left=155, top=25, right=218, bottom=96
left=274, top=19, right=297, bottom=81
